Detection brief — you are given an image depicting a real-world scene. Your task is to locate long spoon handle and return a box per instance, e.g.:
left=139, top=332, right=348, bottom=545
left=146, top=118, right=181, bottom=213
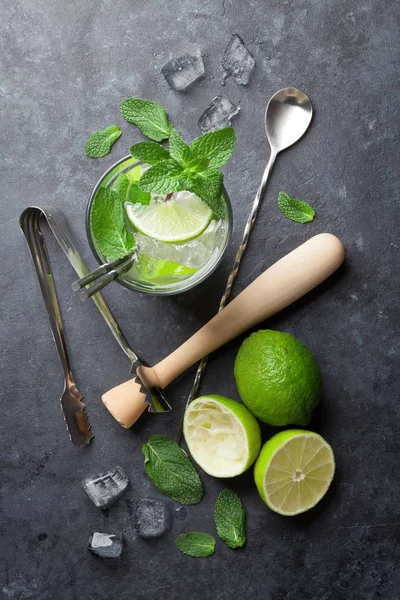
left=224, top=149, right=278, bottom=299
left=183, top=150, right=278, bottom=412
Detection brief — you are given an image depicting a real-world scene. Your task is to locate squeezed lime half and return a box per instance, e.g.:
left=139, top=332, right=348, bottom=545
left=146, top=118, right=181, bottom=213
left=183, top=395, right=261, bottom=478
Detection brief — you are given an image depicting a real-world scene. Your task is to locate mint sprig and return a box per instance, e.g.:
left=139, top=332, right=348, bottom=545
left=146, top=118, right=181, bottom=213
left=278, top=191, right=316, bottom=223
left=85, top=125, right=122, bottom=158
left=132, top=123, right=234, bottom=218
left=120, top=98, right=172, bottom=141
left=214, top=489, right=246, bottom=549
left=190, top=127, right=236, bottom=169
left=169, top=128, right=192, bottom=165
left=90, top=100, right=236, bottom=219
left=139, top=160, right=186, bottom=194
left=142, top=435, right=203, bottom=505
left=189, top=170, right=225, bottom=219
left=90, top=187, right=135, bottom=260
left=175, top=533, right=216, bottom=558
left=130, top=142, right=170, bottom=165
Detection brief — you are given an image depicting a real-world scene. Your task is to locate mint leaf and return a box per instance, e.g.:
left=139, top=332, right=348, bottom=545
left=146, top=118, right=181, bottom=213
left=169, top=129, right=209, bottom=173
left=185, top=156, right=209, bottom=173
left=215, top=489, right=246, bottom=549
left=169, top=128, right=192, bottom=165
left=85, top=125, right=122, bottom=158
left=114, top=173, right=151, bottom=205
left=139, top=160, right=184, bottom=194
left=278, top=191, right=316, bottom=223
left=190, top=127, right=235, bottom=169
left=142, top=435, right=203, bottom=505
left=189, top=169, right=225, bottom=219
left=128, top=183, right=151, bottom=205
left=114, top=173, right=134, bottom=198
left=175, top=533, right=215, bottom=558
left=90, top=187, right=135, bottom=260
left=197, top=169, right=223, bottom=198
left=120, top=99, right=172, bottom=141
left=130, top=142, right=170, bottom=165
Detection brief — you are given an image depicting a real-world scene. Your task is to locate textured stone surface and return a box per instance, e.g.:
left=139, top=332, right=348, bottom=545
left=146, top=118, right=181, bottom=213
left=1, top=0, right=399, bottom=598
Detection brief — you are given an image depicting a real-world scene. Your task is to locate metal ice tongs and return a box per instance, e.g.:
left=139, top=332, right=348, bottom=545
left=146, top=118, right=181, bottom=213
left=20, top=206, right=171, bottom=445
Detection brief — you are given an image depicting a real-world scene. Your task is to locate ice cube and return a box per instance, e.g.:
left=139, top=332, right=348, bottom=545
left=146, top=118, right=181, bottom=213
left=133, top=217, right=224, bottom=271
left=198, top=96, right=240, bottom=133
left=133, top=498, right=173, bottom=538
left=82, top=466, right=129, bottom=509
left=88, top=532, right=123, bottom=558
left=222, top=34, right=255, bottom=85
left=161, top=44, right=205, bottom=91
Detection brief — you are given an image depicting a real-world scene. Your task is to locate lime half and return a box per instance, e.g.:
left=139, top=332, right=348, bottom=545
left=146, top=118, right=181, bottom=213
left=183, top=395, right=261, bottom=478
left=126, top=191, right=212, bottom=243
left=254, top=430, right=335, bottom=516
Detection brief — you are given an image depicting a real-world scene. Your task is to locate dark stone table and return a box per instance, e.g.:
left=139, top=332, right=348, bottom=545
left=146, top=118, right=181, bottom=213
left=1, top=1, right=399, bottom=598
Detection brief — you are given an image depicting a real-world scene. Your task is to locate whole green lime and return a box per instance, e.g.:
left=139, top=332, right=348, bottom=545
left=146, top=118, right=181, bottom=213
left=234, top=330, right=322, bottom=426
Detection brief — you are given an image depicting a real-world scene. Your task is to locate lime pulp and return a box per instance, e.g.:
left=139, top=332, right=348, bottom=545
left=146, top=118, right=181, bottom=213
left=254, top=430, right=335, bottom=516
left=183, top=395, right=261, bottom=478
left=126, top=191, right=213, bottom=243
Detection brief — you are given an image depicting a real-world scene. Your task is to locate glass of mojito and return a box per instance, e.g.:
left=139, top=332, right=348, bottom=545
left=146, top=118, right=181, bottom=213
left=86, top=155, right=232, bottom=295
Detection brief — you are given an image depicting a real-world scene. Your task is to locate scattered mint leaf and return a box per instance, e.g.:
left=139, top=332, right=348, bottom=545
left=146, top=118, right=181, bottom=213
left=85, top=125, right=122, bottom=158
left=142, top=435, right=203, bottom=505
left=215, top=489, right=246, bottom=549
left=175, top=533, right=215, bottom=558
left=169, top=128, right=192, bottom=166
left=190, top=127, right=235, bottom=169
left=130, top=142, right=170, bottom=165
left=120, top=98, right=172, bottom=141
left=90, top=187, right=135, bottom=260
left=139, top=160, right=185, bottom=194
left=114, top=173, right=151, bottom=205
left=278, top=192, right=316, bottom=223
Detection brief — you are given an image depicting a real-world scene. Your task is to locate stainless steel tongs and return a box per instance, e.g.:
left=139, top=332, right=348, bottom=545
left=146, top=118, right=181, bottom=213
left=20, top=206, right=171, bottom=446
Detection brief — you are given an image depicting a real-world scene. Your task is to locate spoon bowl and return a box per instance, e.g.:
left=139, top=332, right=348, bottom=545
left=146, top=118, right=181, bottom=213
left=265, top=88, right=313, bottom=153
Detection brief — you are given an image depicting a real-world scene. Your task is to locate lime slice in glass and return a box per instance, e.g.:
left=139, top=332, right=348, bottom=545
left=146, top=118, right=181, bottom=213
left=136, top=255, right=197, bottom=283
left=183, top=395, right=261, bottom=478
left=254, top=430, right=335, bottom=516
left=126, top=191, right=212, bottom=243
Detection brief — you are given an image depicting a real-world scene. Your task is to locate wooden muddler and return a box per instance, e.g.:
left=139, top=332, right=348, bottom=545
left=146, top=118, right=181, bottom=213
left=102, top=233, right=344, bottom=428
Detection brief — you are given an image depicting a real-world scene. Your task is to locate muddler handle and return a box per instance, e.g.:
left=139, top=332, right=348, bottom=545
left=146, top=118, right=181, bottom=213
left=102, top=233, right=344, bottom=427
